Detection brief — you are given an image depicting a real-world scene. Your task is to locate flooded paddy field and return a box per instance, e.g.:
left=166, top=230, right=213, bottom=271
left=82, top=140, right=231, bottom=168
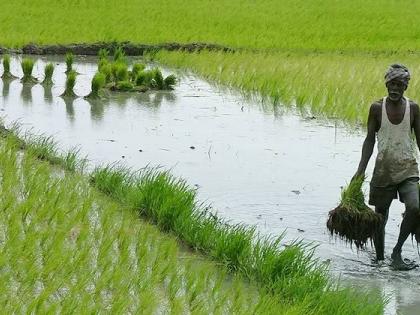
left=1, top=56, right=419, bottom=314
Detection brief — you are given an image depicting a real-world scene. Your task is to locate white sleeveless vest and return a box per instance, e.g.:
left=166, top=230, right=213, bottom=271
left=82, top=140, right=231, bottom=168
left=371, top=97, right=419, bottom=187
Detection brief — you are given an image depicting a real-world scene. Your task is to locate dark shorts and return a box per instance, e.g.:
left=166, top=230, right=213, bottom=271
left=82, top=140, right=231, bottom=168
left=369, top=177, right=419, bottom=207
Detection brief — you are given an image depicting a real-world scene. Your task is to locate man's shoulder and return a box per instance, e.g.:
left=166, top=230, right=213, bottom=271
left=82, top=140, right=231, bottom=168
left=409, top=99, right=420, bottom=114
left=369, top=100, right=382, bottom=113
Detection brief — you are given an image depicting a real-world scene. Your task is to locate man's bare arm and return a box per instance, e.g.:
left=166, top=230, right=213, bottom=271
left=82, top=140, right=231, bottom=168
left=354, top=104, right=378, bottom=178
left=412, top=102, right=420, bottom=150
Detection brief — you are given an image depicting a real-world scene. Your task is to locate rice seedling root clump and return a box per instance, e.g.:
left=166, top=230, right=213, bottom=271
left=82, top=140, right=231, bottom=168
left=327, top=176, right=383, bottom=249
left=86, top=72, right=106, bottom=99
left=42, top=62, right=54, bottom=85
left=61, top=70, right=77, bottom=97
left=1, top=54, right=17, bottom=79
left=20, top=58, right=38, bottom=83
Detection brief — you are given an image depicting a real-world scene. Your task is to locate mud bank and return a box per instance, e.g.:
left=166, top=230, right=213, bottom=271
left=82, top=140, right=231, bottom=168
left=0, top=42, right=234, bottom=56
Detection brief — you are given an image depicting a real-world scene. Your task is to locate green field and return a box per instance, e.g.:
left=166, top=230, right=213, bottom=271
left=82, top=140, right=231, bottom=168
left=2, top=0, right=419, bottom=123
left=0, top=1, right=407, bottom=312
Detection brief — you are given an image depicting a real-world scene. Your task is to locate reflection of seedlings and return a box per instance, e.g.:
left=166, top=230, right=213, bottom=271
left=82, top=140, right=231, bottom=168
left=43, top=85, right=53, bottom=103
left=61, top=70, right=77, bottom=97
left=63, top=96, right=75, bottom=121
left=65, top=52, right=74, bottom=74
left=2, top=79, right=11, bottom=98
left=42, top=63, right=54, bottom=86
left=21, top=83, right=33, bottom=103
left=86, top=72, right=106, bottom=99
left=21, top=58, right=38, bottom=83
left=87, top=98, right=105, bottom=121
left=1, top=55, right=17, bottom=79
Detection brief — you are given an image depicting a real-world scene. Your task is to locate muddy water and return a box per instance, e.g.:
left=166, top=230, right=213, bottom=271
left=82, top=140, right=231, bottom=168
left=0, top=56, right=419, bottom=314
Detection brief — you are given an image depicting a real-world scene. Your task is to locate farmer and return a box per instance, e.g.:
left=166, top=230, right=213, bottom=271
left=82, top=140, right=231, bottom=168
left=354, top=64, right=420, bottom=270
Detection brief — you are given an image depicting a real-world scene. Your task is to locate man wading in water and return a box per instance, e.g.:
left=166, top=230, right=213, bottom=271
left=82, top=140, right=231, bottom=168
left=354, top=64, right=420, bottom=270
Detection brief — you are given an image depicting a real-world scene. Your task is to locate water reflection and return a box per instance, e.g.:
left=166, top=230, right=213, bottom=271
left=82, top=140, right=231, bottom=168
left=61, top=96, right=76, bottom=123
left=21, top=83, right=33, bottom=104
left=2, top=79, right=12, bottom=99
left=43, top=85, right=53, bottom=104
left=85, top=98, right=105, bottom=122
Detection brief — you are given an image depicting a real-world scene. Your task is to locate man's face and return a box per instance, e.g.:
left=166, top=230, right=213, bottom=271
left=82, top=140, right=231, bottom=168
left=386, top=79, right=407, bottom=102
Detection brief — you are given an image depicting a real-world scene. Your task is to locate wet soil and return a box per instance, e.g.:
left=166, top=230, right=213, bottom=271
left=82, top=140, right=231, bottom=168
left=0, top=55, right=420, bottom=314
left=0, top=42, right=233, bottom=56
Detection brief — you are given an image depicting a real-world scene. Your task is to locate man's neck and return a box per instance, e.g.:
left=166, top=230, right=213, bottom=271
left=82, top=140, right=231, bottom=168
left=387, top=96, right=405, bottom=106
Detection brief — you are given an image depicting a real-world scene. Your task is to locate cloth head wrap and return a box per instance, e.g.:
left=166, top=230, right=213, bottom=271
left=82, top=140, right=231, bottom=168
left=384, top=64, right=410, bottom=85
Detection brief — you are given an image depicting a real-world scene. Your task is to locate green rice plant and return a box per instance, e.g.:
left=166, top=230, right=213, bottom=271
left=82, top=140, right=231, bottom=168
left=151, top=68, right=164, bottom=89
left=114, top=63, right=129, bottom=82
left=98, top=48, right=109, bottom=61
left=163, top=74, right=177, bottom=90
left=42, top=63, right=54, bottom=85
left=61, top=70, right=77, bottom=97
left=327, top=176, right=382, bottom=249
left=113, top=46, right=126, bottom=63
left=130, top=62, right=146, bottom=80
left=86, top=72, right=106, bottom=98
left=20, top=58, right=37, bottom=83
left=99, top=62, right=112, bottom=83
left=116, top=80, right=134, bottom=92
left=135, top=70, right=154, bottom=87
left=65, top=52, right=74, bottom=73
left=1, top=54, right=16, bottom=79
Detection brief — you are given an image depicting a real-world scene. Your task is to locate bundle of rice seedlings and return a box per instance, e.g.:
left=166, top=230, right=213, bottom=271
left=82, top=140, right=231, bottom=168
left=86, top=72, right=106, bottom=99
left=113, top=46, right=126, bottom=63
left=150, top=68, right=164, bottom=89
left=115, top=63, right=129, bottom=82
left=61, top=70, right=77, bottom=97
left=99, top=62, right=112, bottom=83
left=42, top=63, right=54, bottom=85
left=98, top=48, right=109, bottom=61
left=327, top=176, right=382, bottom=249
left=115, top=81, right=134, bottom=92
left=130, top=62, right=146, bottom=80
left=21, top=58, right=38, bottom=83
left=65, top=52, right=74, bottom=74
left=1, top=55, right=16, bottom=79
left=135, top=70, right=154, bottom=87
left=164, top=74, right=177, bottom=90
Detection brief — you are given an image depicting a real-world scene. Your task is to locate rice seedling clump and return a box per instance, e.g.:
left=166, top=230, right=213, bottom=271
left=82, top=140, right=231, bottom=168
left=327, top=176, right=383, bottom=249
left=20, top=58, right=37, bottom=83
left=65, top=52, right=74, bottom=73
left=61, top=70, right=77, bottom=97
left=42, top=62, right=54, bottom=85
left=86, top=72, right=106, bottom=98
left=1, top=54, right=16, bottom=79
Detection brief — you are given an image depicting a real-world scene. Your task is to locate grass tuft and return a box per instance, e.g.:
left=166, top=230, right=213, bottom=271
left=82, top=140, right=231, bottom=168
left=1, top=54, right=16, bottom=79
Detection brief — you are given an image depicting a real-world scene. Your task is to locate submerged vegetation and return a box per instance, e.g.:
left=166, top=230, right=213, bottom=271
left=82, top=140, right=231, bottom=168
left=327, top=176, right=382, bottom=249
left=20, top=58, right=37, bottom=83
